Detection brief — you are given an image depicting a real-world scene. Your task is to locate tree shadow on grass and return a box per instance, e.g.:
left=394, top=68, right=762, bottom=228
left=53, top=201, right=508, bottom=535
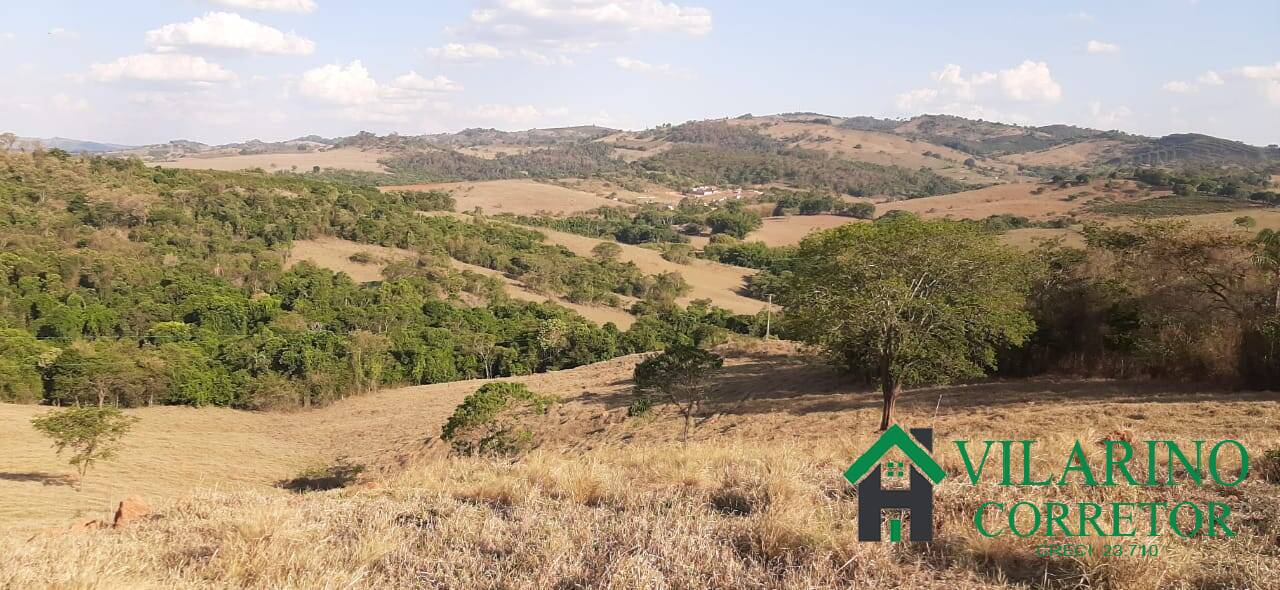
left=0, top=472, right=77, bottom=487
left=579, top=350, right=1279, bottom=418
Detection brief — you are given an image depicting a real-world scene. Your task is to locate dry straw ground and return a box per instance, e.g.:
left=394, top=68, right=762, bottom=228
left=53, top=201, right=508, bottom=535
left=2, top=342, right=1278, bottom=589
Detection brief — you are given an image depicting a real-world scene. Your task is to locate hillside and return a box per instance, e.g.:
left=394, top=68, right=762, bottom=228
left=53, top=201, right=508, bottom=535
left=3, top=342, right=1277, bottom=588
left=841, top=114, right=1280, bottom=169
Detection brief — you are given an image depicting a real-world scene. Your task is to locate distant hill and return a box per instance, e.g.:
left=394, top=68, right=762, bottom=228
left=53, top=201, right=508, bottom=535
left=18, top=112, right=1273, bottom=178
left=840, top=114, right=1279, bottom=169
left=8, top=136, right=137, bottom=153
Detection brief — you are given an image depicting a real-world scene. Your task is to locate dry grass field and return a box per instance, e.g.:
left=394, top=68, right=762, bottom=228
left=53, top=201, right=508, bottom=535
left=380, top=180, right=622, bottom=216
left=528, top=225, right=769, bottom=315
left=880, top=182, right=1115, bottom=220
left=288, top=236, right=636, bottom=327
left=1002, top=140, right=1133, bottom=168
left=287, top=237, right=417, bottom=283
left=156, top=147, right=390, bottom=173
left=3, top=341, right=1277, bottom=589
left=747, top=214, right=867, bottom=246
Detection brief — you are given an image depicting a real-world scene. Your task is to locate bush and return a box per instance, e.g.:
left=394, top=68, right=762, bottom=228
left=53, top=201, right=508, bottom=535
left=280, top=459, right=366, bottom=492
left=661, top=244, right=694, bottom=264
left=441, top=382, right=557, bottom=455
left=1256, top=449, right=1280, bottom=483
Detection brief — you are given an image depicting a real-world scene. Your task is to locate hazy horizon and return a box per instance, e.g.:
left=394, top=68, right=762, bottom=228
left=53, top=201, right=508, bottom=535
left=2, top=1, right=1277, bottom=146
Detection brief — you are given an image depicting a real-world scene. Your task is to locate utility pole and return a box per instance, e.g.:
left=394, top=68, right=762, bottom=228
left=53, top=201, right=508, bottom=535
left=764, top=294, right=773, bottom=340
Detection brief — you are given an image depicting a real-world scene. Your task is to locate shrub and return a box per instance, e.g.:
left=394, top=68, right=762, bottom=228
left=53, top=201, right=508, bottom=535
left=348, top=252, right=376, bottom=264
left=441, top=382, right=557, bottom=455
left=1256, top=449, right=1280, bottom=483
left=280, top=459, right=366, bottom=492
left=661, top=244, right=694, bottom=264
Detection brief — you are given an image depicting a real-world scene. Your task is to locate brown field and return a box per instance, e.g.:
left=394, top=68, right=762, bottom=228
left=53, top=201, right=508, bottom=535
left=528, top=225, right=769, bottom=315
left=156, top=147, right=390, bottom=173
left=288, top=236, right=635, bottom=327
left=380, top=179, right=622, bottom=216
left=547, top=177, right=685, bottom=205
left=287, top=237, right=417, bottom=283
left=747, top=214, right=865, bottom=245
left=880, top=182, right=1111, bottom=220
left=4, top=340, right=1278, bottom=588
left=1002, top=140, right=1132, bottom=168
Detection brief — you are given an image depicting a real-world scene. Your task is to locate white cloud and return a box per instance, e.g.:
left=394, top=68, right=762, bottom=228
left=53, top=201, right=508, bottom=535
left=469, top=0, right=712, bottom=37
left=1086, top=40, right=1119, bottom=54
left=895, top=88, right=939, bottom=110
left=1087, top=101, right=1131, bottom=128
left=1265, top=81, right=1280, bottom=106
left=614, top=56, right=691, bottom=78
left=389, top=71, right=462, bottom=93
left=295, top=63, right=465, bottom=123
left=1197, top=70, right=1224, bottom=86
left=297, top=61, right=378, bottom=104
left=1239, top=62, right=1280, bottom=80
left=520, top=49, right=572, bottom=66
left=89, top=53, right=237, bottom=83
left=998, top=60, right=1062, bottom=103
left=1068, top=11, right=1094, bottom=22
left=437, top=0, right=711, bottom=65
left=146, top=12, right=315, bottom=56
left=893, top=60, right=1060, bottom=114
left=52, top=93, right=89, bottom=112
left=1162, top=70, right=1225, bottom=94
left=208, top=0, right=318, bottom=13
left=426, top=42, right=504, bottom=61
left=936, top=64, right=996, bottom=100
left=49, top=28, right=78, bottom=39
left=0, top=32, right=14, bottom=42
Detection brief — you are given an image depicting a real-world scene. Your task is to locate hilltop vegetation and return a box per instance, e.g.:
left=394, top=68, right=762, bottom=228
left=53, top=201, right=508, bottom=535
left=0, top=151, right=762, bottom=409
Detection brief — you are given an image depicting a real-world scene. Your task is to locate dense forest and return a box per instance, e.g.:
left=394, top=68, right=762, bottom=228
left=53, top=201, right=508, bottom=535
left=0, top=151, right=758, bottom=409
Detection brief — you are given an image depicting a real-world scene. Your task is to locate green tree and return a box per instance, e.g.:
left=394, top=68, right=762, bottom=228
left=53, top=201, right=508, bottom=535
left=779, top=217, right=1036, bottom=430
left=30, top=406, right=139, bottom=484
left=591, top=241, right=622, bottom=262
left=706, top=205, right=762, bottom=239
left=632, top=345, right=724, bottom=440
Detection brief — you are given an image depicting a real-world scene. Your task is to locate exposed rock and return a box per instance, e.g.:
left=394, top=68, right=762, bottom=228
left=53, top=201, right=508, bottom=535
left=112, top=496, right=150, bottom=528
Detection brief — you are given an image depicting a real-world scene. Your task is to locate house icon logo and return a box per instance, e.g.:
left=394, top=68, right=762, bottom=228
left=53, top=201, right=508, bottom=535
left=844, top=425, right=946, bottom=542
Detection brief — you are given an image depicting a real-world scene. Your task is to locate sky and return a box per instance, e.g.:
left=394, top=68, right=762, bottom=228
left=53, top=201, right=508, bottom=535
left=1, top=0, right=1277, bottom=146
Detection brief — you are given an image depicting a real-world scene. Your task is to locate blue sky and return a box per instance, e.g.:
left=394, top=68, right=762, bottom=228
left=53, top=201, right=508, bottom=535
left=1, top=0, right=1277, bottom=146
